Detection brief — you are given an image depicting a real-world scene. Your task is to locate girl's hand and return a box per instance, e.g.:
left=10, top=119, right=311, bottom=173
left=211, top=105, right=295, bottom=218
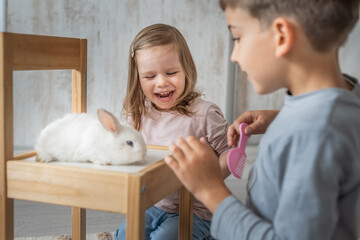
left=165, top=136, right=231, bottom=213
left=227, top=110, right=279, bottom=147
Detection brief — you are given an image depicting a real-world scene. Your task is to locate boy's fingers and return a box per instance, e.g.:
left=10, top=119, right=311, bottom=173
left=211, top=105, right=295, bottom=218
left=164, top=155, right=179, bottom=170
left=169, top=143, right=186, bottom=162
left=175, top=137, right=194, bottom=155
left=247, top=118, right=265, bottom=134
left=233, top=112, right=253, bottom=126
left=244, top=127, right=253, bottom=135
left=199, top=137, right=208, bottom=145
left=190, top=136, right=213, bottom=152
left=232, top=120, right=241, bottom=133
left=183, top=136, right=201, bottom=152
left=227, top=124, right=240, bottom=147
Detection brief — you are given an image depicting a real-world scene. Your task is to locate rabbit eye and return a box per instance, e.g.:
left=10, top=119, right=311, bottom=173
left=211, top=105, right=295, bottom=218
left=126, top=140, right=134, bottom=147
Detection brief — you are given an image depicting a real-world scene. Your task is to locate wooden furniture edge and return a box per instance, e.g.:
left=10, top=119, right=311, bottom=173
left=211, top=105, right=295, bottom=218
left=138, top=151, right=194, bottom=240
left=0, top=31, right=15, bottom=240
left=0, top=32, right=88, bottom=240
left=13, top=150, right=37, bottom=160
left=179, top=186, right=194, bottom=239
left=7, top=32, right=86, bottom=71
left=7, top=160, right=129, bottom=214
left=146, top=144, right=168, bottom=151
left=7, top=144, right=193, bottom=240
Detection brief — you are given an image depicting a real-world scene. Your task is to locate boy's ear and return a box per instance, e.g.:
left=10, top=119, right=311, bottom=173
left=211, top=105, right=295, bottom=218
left=272, top=17, right=294, bottom=57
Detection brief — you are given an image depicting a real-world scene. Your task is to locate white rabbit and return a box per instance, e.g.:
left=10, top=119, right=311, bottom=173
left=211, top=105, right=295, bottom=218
left=35, top=108, right=147, bottom=165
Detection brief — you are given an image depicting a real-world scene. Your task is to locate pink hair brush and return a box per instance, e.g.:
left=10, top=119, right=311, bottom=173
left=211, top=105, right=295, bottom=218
left=227, top=123, right=251, bottom=179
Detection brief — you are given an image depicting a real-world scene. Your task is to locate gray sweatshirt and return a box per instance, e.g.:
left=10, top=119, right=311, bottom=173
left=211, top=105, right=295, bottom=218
left=211, top=76, right=360, bottom=240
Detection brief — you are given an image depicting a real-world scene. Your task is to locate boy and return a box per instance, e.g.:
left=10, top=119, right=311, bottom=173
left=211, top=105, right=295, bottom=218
left=165, top=0, right=360, bottom=239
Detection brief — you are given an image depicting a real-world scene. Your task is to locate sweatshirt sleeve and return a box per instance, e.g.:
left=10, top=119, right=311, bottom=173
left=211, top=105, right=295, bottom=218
left=210, top=132, right=358, bottom=240
left=211, top=195, right=274, bottom=240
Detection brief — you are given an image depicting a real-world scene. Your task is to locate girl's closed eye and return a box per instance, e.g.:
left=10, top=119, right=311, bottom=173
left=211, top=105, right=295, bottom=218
left=144, top=75, right=155, bottom=79
left=167, top=71, right=178, bottom=76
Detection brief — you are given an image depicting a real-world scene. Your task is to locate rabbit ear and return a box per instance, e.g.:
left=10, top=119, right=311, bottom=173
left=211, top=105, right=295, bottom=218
left=97, top=109, right=121, bottom=134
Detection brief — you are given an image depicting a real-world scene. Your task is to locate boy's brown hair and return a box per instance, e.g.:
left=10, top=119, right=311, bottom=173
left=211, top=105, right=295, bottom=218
left=219, top=0, right=360, bottom=52
left=123, top=24, right=201, bottom=130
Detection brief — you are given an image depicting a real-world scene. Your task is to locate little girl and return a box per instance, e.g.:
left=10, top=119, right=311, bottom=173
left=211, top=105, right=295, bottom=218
left=114, top=23, right=230, bottom=240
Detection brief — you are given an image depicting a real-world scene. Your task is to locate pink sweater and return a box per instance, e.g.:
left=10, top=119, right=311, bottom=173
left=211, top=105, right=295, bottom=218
left=140, top=97, right=230, bottom=221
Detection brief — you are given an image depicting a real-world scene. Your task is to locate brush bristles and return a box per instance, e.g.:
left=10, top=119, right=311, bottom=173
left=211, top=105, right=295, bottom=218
left=235, top=155, right=247, bottom=178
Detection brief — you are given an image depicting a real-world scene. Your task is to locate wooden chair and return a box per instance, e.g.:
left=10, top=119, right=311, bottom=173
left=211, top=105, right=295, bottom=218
left=0, top=32, right=193, bottom=240
left=0, top=32, right=87, bottom=239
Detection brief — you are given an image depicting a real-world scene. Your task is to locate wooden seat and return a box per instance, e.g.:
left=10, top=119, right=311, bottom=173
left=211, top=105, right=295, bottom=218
left=0, top=32, right=193, bottom=240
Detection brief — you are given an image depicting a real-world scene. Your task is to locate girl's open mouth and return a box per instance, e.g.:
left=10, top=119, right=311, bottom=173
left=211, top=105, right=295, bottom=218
left=154, top=90, right=174, bottom=100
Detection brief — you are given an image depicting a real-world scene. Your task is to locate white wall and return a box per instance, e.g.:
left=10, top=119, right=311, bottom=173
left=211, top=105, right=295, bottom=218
left=6, top=1, right=360, bottom=149
left=339, top=20, right=360, bottom=79
left=7, top=0, right=230, bottom=148
left=0, top=0, right=5, bottom=31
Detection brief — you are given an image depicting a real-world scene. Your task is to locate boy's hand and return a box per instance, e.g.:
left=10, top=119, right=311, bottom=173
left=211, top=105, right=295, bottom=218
left=227, top=110, right=279, bottom=147
left=165, top=136, right=231, bottom=213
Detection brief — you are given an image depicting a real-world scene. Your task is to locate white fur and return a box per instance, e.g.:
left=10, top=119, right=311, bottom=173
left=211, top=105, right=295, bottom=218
left=35, top=109, right=147, bottom=165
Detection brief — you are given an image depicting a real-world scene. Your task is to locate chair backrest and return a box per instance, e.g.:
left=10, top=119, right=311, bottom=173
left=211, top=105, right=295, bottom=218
left=0, top=32, right=87, bottom=160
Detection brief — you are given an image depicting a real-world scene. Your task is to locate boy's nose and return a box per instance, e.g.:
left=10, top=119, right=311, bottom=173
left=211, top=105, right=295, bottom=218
left=230, top=48, right=238, bottom=64
left=230, top=42, right=240, bottom=65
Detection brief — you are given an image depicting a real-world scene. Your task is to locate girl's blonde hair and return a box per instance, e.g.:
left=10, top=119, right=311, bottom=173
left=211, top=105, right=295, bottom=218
left=123, top=23, right=201, bottom=130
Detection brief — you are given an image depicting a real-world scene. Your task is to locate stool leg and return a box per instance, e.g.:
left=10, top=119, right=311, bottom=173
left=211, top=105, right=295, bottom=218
left=1, top=32, right=15, bottom=240
left=179, top=186, right=193, bottom=240
left=72, top=207, right=86, bottom=240
left=0, top=197, right=14, bottom=240
left=126, top=176, right=145, bottom=240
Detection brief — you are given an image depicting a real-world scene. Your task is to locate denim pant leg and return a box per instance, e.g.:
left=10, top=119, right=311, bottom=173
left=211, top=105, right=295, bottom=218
left=114, top=220, right=126, bottom=240
left=114, top=206, right=214, bottom=240
left=148, top=207, right=179, bottom=240
left=192, top=214, right=214, bottom=240
left=148, top=210, right=213, bottom=240
left=114, top=206, right=179, bottom=240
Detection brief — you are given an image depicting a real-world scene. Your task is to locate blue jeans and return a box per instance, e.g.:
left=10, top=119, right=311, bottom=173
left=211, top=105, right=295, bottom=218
left=114, top=206, right=213, bottom=240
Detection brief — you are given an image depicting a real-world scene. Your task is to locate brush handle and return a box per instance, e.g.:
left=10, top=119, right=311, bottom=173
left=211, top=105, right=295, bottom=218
left=238, top=123, right=250, bottom=151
